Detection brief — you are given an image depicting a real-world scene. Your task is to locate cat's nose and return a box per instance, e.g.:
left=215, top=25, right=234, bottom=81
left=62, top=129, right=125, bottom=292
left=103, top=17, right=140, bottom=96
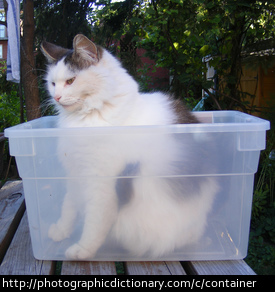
left=54, top=95, right=62, bottom=102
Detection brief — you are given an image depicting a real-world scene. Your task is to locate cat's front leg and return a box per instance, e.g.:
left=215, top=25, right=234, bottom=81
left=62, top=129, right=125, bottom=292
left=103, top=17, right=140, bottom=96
left=65, top=243, right=91, bottom=260
left=65, top=183, right=117, bottom=260
left=48, top=193, right=77, bottom=242
left=65, top=205, right=117, bottom=260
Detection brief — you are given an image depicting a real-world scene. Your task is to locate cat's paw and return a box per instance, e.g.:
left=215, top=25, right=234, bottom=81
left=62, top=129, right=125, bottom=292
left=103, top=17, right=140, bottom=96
left=48, top=223, right=69, bottom=242
left=65, top=243, right=94, bottom=260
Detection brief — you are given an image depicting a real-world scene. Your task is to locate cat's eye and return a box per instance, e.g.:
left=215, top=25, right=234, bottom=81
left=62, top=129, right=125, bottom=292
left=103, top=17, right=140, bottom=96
left=52, top=82, right=55, bottom=86
left=66, top=77, right=76, bottom=85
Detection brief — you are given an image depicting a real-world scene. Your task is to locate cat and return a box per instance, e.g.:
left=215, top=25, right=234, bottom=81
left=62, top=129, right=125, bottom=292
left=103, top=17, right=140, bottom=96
left=41, top=34, right=218, bottom=260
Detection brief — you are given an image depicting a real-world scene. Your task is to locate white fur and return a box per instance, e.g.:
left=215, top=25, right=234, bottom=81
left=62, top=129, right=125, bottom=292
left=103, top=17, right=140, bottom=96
left=45, top=47, right=218, bottom=259
left=46, top=50, right=177, bottom=128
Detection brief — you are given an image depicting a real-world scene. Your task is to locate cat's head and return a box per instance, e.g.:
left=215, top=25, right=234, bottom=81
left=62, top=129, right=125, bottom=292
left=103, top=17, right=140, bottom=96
left=41, top=34, right=106, bottom=113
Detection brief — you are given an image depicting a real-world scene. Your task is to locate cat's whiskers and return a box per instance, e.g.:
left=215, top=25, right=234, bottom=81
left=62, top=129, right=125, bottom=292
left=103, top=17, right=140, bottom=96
left=22, top=68, right=48, bottom=90
left=39, top=97, right=57, bottom=116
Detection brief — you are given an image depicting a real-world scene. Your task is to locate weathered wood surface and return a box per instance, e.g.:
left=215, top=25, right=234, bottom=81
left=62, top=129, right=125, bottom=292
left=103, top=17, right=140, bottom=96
left=0, top=181, right=256, bottom=275
left=0, top=213, right=55, bottom=275
left=61, top=261, right=117, bottom=275
left=0, top=181, right=25, bottom=263
left=125, top=261, right=186, bottom=275
left=184, top=260, right=256, bottom=275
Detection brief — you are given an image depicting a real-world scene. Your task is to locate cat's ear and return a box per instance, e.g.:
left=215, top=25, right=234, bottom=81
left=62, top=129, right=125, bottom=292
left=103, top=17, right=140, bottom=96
left=73, top=34, right=101, bottom=66
left=41, top=41, right=70, bottom=63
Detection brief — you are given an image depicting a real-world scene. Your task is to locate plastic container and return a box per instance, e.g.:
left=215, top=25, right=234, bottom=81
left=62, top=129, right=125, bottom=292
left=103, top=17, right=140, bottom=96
left=5, top=111, right=270, bottom=261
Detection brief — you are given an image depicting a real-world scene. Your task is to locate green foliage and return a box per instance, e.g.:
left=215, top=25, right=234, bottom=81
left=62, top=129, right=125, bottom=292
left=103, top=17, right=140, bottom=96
left=0, top=92, right=21, bottom=133
left=0, top=61, right=21, bottom=132
left=34, top=0, right=94, bottom=48
left=136, top=64, right=154, bottom=92
left=0, top=62, right=22, bottom=182
left=252, top=188, right=269, bottom=218
left=92, top=0, right=275, bottom=110
left=247, top=233, right=275, bottom=275
left=246, top=128, right=275, bottom=274
left=91, top=0, right=142, bottom=48
left=115, top=262, right=125, bottom=275
left=247, top=199, right=275, bottom=275
left=143, top=0, right=274, bottom=108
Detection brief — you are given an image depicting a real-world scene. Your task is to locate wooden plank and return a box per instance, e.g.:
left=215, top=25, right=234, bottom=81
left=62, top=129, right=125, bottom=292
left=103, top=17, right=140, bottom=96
left=0, top=213, right=55, bottom=275
left=61, top=261, right=117, bottom=275
left=0, top=181, right=25, bottom=262
left=125, top=261, right=186, bottom=275
left=186, top=260, right=256, bottom=275
left=165, top=261, right=187, bottom=275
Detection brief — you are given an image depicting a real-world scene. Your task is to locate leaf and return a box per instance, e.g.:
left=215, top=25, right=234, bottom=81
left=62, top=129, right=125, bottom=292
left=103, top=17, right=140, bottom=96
left=211, top=15, right=222, bottom=24
left=130, top=17, right=142, bottom=24
left=173, top=42, right=179, bottom=50
left=199, top=45, right=211, bottom=56
left=184, top=30, right=191, bottom=37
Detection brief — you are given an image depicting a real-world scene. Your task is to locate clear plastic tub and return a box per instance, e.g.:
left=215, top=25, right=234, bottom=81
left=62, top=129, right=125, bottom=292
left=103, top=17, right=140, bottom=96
left=5, top=111, right=270, bottom=261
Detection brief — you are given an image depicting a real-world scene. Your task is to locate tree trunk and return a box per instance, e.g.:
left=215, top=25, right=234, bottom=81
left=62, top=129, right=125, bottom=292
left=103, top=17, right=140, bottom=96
left=21, top=0, right=41, bottom=121
left=225, top=16, right=247, bottom=110
left=60, top=0, right=68, bottom=47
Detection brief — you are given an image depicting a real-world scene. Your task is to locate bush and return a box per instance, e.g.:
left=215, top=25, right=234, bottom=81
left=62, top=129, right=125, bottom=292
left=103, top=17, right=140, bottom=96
left=0, top=91, right=21, bottom=133
left=0, top=61, right=22, bottom=132
left=0, top=64, right=22, bottom=182
left=246, top=128, right=275, bottom=275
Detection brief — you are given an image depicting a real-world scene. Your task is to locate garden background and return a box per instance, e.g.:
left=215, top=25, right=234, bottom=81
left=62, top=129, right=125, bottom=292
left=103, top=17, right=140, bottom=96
left=0, top=0, right=274, bottom=274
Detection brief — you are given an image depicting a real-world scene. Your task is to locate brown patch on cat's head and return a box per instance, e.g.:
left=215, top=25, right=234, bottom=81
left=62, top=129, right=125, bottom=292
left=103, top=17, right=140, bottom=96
left=41, top=34, right=103, bottom=70
left=41, top=41, right=71, bottom=63
left=66, top=34, right=103, bottom=70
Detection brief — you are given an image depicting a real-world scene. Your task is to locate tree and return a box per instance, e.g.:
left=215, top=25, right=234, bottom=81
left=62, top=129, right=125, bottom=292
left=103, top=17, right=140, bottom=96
left=19, top=0, right=96, bottom=121
left=139, top=0, right=275, bottom=110
left=92, top=0, right=274, bottom=112
left=140, top=0, right=204, bottom=98
left=34, top=0, right=94, bottom=48
left=21, top=0, right=41, bottom=121
left=200, top=0, right=275, bottom=111
left=91, top=0, right=142, bottom=77
left=18, top=0, right=275, bottom=120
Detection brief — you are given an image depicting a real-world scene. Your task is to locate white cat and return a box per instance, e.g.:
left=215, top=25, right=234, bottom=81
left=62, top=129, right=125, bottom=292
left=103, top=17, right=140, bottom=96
left=41, top=34, right=218, bottom=260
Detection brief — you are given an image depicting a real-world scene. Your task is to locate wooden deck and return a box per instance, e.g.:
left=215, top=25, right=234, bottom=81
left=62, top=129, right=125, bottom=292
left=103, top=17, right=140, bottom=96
left=0, top=181, right=256, bottom=275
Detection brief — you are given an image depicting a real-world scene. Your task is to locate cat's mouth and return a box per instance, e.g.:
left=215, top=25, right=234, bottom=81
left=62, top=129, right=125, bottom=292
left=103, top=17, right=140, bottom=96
left=57, top=97, right=82, bottom=111
left=59, top=101, right=80, bottom=111
left=62, top=103, right=75, bottom=108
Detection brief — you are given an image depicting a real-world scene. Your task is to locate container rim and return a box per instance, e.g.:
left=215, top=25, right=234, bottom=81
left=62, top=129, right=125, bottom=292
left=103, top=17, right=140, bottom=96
left=4, top=110, right=271, bottom=138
